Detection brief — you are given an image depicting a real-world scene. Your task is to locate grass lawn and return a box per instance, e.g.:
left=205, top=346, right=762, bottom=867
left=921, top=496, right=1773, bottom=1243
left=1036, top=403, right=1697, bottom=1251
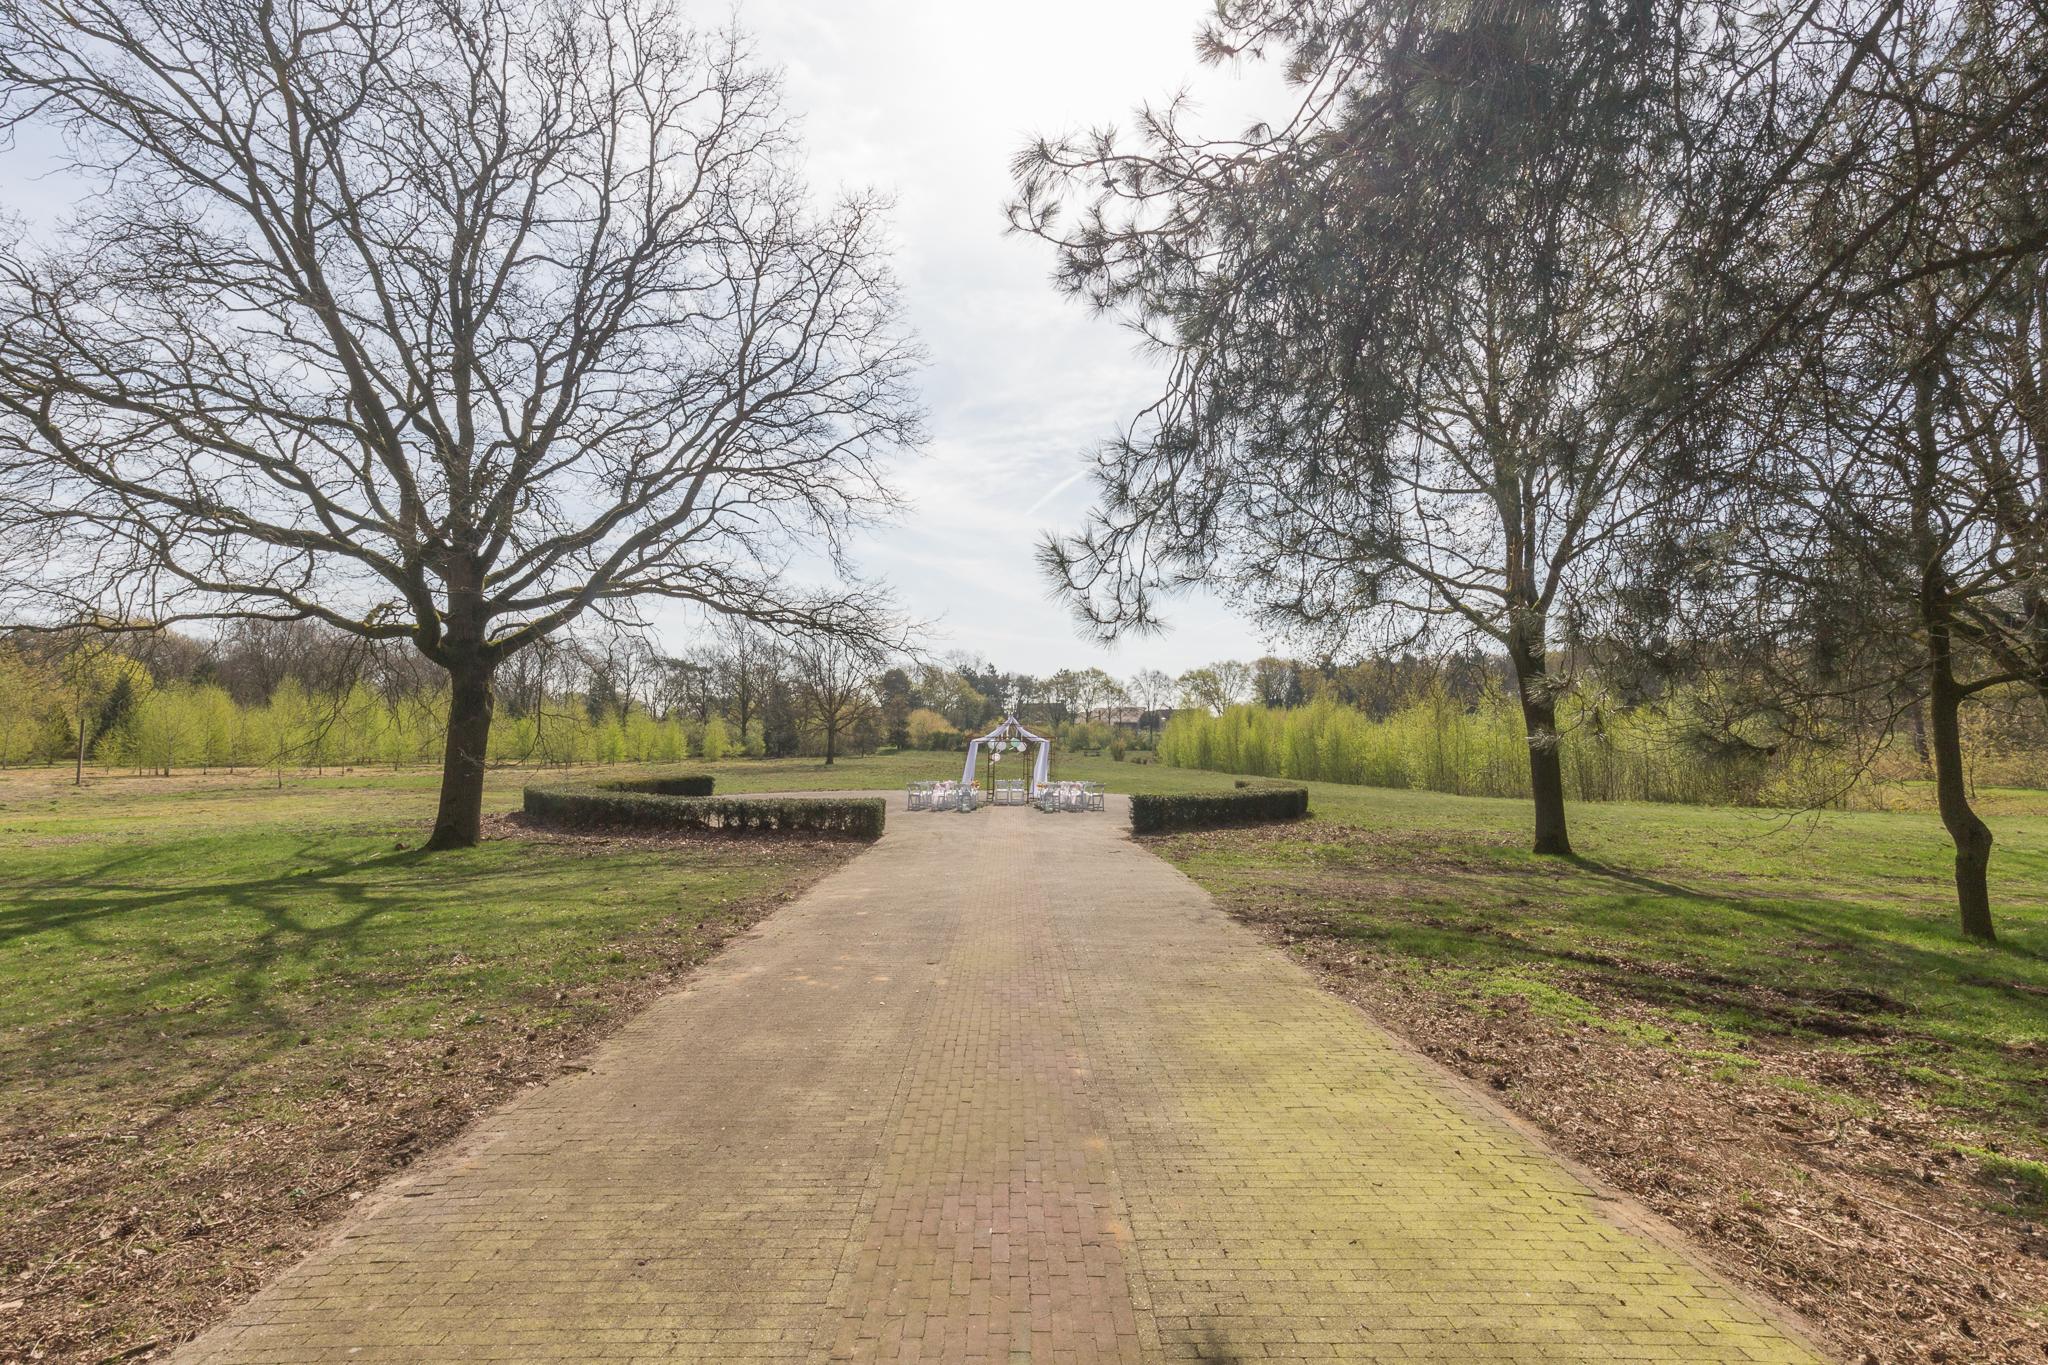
left=1166, top=780, right=2048, bottom=1130
left=1125, top=770, right=2048, bottom=1363
left=6, top=751, right=2045, bottom=1362
left=678, top=750, right=2048, bottom=1358
left=0, top=764, right=856, bottom=1362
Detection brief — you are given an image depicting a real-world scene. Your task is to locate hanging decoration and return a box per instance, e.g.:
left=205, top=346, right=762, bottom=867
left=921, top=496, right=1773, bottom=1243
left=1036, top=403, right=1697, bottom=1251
left=960, top=713, right=1053, bottom=794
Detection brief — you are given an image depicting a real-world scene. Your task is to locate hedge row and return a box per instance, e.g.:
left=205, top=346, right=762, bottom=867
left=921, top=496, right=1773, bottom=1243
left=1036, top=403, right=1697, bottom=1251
left=1128, top=786, right=1309, bottom=834
left=523, top=776, right=884, bottom=839
left=602, top=773, right=715, bottom=797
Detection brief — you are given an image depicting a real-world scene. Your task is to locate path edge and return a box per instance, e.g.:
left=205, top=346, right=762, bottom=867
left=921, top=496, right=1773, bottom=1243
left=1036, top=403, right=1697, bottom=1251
left=1122, top=824, right=1846, bottom=1365
left=168, top=824, right=887, bottom=1364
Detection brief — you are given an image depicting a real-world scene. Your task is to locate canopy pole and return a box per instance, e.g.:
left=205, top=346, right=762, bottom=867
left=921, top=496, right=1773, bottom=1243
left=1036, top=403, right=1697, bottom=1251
left=962, top=713, right=1055, bottom=796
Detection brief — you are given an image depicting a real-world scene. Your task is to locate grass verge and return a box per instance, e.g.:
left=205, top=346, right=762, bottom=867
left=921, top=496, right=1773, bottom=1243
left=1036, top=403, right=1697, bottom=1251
left=1144, top=778, right=2048, bottom=1365
left=0, top=766, right=855, bottom=1362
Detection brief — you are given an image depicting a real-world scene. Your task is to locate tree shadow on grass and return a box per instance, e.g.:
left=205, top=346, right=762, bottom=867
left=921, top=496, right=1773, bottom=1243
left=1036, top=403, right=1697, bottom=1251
left=1305, top=843, right=2047, bottom=1033
left=1561, top=855, right=1754, bottom=908
left=0, top=843, right=461, bottom=1108
left=0, top=842, right=440, bottom=979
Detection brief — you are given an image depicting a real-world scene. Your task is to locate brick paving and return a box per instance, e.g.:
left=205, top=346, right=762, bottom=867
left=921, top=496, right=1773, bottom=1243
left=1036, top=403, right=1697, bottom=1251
left=179, top=798, right=1828, bottom=1364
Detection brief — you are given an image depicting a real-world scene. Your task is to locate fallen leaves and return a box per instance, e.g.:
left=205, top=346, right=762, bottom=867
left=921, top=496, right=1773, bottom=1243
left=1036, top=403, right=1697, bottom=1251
left=1165, top=824, right=2048, bottom=1365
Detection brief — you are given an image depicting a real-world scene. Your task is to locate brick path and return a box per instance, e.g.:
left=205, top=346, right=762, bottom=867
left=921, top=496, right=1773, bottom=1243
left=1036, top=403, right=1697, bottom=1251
left=179, top=798, right=1827, bottom=1364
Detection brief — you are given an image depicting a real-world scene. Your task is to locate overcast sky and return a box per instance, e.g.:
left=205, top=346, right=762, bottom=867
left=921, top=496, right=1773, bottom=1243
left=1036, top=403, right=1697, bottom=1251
left=2, top=0, right=1300, bottom=682
left=734, top=0, right=1297, bottom=679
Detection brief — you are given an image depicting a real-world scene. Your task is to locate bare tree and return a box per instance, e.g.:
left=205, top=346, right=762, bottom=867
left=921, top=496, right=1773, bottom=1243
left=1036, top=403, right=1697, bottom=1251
left=1066, top=666, right=1125, bottom=720
left=1174, top=667, right=1225, bottom=716
left=789, top=633, right=878, bottom=765
left=1125, top=667, right=1175, bottom=722
left=712, top=617, right=774, bottom=736
left=1210, top=660, right=1254, bottom=711
left=0, top=0, right=922, bottom=846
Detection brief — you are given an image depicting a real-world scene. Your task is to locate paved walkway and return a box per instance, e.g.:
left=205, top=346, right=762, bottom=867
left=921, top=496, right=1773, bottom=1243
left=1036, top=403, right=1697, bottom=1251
left=180, top=799, right=1827, bottom=1364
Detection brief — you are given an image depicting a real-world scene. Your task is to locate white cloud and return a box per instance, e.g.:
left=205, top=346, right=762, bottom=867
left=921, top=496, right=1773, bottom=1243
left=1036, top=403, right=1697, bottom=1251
left=2, top=0, right=1294, bottom=682
left=737, top=0, right=1294, bottom=677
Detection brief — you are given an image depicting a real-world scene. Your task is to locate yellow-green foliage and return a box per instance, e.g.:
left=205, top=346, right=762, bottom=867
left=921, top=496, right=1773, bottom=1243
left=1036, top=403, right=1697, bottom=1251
left=1158, top=691, right=1866, bottom=808
left=700, top=716, right=731, bottom=762
left=487, top=701, right=695, bottom=767
left=77, top=678, right=711, bottom=775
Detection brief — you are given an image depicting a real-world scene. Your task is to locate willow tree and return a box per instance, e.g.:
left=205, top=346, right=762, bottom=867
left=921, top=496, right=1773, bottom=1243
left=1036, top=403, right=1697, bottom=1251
left=0, top=0, right=921, bottom=847
left=1012, top=0, right=1703, bottom=855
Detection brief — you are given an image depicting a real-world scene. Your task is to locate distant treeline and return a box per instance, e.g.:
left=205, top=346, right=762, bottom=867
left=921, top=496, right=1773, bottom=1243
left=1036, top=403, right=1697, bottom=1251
left=13, top=620, right=2037, bottom=805
left=0, top=621, right=1231, bottom=774
left=0, top=665, right=764, bottom=774
left=1158, top=689, right=2048, bottom=809
left=0, top=620, right=783, bottom=774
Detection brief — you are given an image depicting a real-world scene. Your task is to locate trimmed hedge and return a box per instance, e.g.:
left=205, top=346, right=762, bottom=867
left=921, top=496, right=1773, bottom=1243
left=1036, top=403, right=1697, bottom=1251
left=1128, top=786, right=1309, bottom=834
left=523, top=776, right=884, bottom=839
left=605, top=773, right=716, bottom=797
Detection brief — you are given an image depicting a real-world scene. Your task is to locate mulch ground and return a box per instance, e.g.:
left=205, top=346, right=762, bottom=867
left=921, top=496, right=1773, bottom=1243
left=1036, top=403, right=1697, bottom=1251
left=0, top=822, right=855, bottom=1365
left=1155, top=824, right=2048, bottom=1365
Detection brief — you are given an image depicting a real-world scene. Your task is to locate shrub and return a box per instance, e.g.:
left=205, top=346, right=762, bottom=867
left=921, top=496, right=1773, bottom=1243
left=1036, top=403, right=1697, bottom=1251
left=522, top=775, right=885, bottom=839
left=700, top=717, right=730, bottom=762
left=1128, top=786, right=1309, bottom=834
left=609, top=773, right=715, bottom=797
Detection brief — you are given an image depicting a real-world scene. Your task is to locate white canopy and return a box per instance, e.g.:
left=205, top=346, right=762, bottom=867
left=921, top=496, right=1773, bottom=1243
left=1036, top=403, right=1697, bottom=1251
left=961, top=713, right=1052, bottom=793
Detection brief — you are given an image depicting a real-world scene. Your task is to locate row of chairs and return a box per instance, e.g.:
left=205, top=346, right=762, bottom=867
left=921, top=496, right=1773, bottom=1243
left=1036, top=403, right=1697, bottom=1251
left=906, top=780, right=1106, bottom=812
left=1038, top=781, right=1106, bottom=813
left=907, top=780, right=977, bottom=811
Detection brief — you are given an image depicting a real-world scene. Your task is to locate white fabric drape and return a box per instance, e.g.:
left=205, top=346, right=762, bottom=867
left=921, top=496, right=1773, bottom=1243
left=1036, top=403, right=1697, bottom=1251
left=960, top=714, right=1052, bottom=793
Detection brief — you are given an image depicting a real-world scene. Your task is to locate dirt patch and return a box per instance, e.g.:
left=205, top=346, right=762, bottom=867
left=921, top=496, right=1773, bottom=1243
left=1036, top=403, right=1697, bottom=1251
left=0, top=827, right=855, bottom=1365
left=1157, top=825, right=2048, bottom=1365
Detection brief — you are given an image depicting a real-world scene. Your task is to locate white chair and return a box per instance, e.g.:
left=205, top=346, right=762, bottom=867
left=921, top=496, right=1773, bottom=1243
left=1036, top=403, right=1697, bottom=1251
left=907, top=781, right=927, bottom=811
left=1086, top=783, right=1106, bottom=812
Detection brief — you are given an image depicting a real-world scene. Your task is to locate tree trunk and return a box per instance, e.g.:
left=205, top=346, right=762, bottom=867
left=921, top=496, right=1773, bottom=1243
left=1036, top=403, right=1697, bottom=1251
left=74, top=713, right=85, bottom=786
left=823, top=713, right=837, bottom=765
left=1507, top=610, right=1573, bottom=857
left=427, top=656, right=495, bottom=850
left=1928, top=663, right=1995, bottom=942
left=1520, top=691, right=1573, bottom=856
left=1910, top=346, right=1994, bottom=942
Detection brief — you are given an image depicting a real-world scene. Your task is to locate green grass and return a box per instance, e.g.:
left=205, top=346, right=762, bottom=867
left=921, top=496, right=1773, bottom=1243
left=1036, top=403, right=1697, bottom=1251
left=0, top=761, right=866, bottom=1124
left=5, top=750, right=2045, bottom=1355
left=1144, top=772, right=2048, bottom=1140
left=0, top=763, right=851, bottom=1360
left=4, top=817, right=802, bottom=1093
left=690, top=749, right=2046, bottom=1139
left=1956, top=1147, right=2048, bottom=1210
